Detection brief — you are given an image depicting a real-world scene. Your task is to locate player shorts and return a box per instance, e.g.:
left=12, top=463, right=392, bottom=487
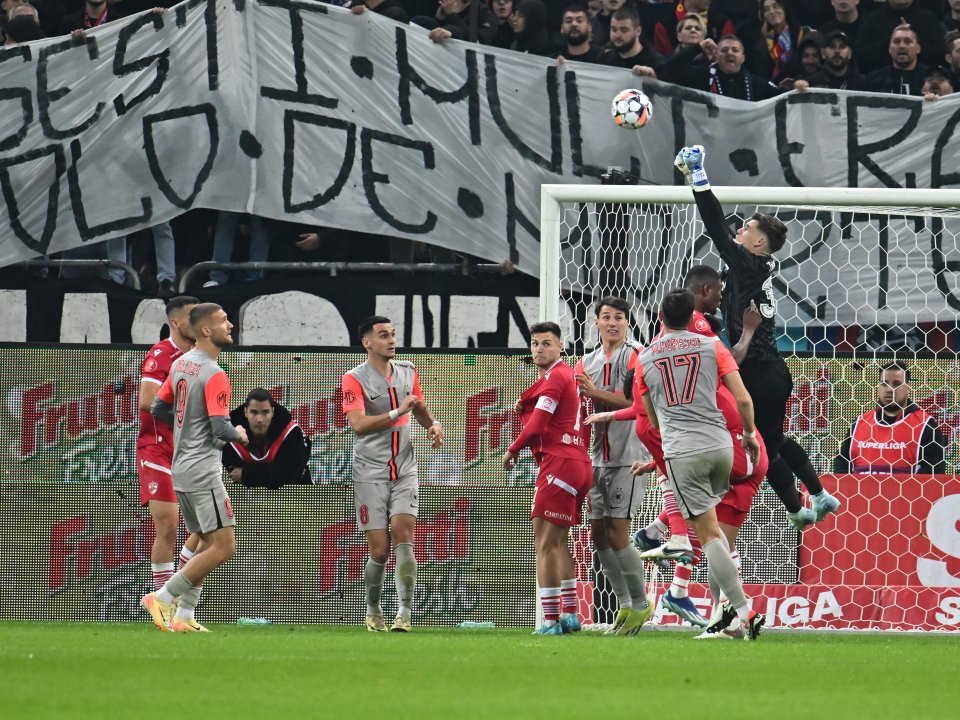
left=665, top=446, right=734, bottom=519
left=353, top=474, right=419, bottom=531
left=176, top=484, right=235, bottom=535
left=137, top=445, right=176, bottom=505
left=741, top=357, right=792, bottom=452
left=531, top=455, right=591, bottom=527
left=716, top=475, right=763, bottom=528
left=587, top=466, right=645, bottom=520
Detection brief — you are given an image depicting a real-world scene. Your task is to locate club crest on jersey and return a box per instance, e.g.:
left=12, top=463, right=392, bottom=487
left=217, top=391, right=229, bottom=409
left=344, top=389, right=357, bottom=405
left=148, top=481, right=158, bottom=495
left=144, top=358, right=158, bottom=372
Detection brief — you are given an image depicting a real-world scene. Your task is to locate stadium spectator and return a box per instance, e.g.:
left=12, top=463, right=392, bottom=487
left=599, top=5, right=662, bottom=71
left=665, top=13, right=715, bottom=68
left=945, top=30, right=960, bottom=84
left=349, top=0, right=411, bottom=23
left=509, top=0, right=552, bottom=56
left=797, top=34, right=825, bottom=78
left=922, top=65, right=956, bottom=98
left=854, top=0, right=945, bottom=74
left=221, top=389, right=314, bottom=488
left=503, top=322, right=595, bottom=635
left=834, top=362, right=947, bottom=474
left=59, top=0, right=111, bottom=33
left=668, top=34, right=789, bottom=100
left=489, top=0, right=514, bottom=49
left=28, top=0, right=66, bottom=37
left=556, top=4, right=605, bottom=63
left=864, top=23, right=929, bottom=95
left=341, top=316, right=444, bottom=633
left=414, top=0, right=498, bottom=44
left=590, top=0, right=624, bottom=49
left=806, top=29, right=868, bottom=90
left=819, top=0, right=866, bottom=46
left=737, top=0, right=812, bottom=85
left=651, top=0, right=735, bottom=57
left=204, top=212, right=271, bottom=288
left=3, top=5, right=43, bottom=44
left=947, top=0, right=960, bottom=33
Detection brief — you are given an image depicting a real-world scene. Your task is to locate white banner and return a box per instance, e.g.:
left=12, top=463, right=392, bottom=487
left=1, top=0, right=959, bottom=319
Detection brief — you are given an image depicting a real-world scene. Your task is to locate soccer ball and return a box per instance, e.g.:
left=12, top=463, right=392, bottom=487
left=611, top=89, right=652, bottom=129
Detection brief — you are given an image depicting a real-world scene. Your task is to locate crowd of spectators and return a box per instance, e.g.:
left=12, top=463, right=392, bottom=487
left=3, top=0, right=960, bottom=294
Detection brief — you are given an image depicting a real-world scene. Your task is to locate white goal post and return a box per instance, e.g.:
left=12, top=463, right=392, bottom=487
left=538, top=183, right=960, bottom=633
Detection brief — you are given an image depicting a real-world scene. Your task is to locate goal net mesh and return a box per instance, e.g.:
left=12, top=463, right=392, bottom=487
left=552, top=195, right=960, bottom=632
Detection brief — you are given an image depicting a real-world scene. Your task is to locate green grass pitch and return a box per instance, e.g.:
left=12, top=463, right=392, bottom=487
left=3, top=622, right=958, bottom=719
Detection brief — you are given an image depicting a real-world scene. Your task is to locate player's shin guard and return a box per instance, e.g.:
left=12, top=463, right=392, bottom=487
left=596, top=547, right=631, bottom=608
left=364, top=558, right=386, bottom=616
left=779, top=437, right=824, bottom=495
left=614, top=545, right=649, bottom=611
left=702, top=539, right=750, bottom=621
left=765, top=456, right=804, bottom=513
left=393, top=543, right=417, bottom=617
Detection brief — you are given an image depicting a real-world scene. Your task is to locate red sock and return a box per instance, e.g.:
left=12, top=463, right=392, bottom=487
left=540, top=588, right=561, bottom=622
left=151, top=562, right=175, bottom=591
left=560, top=579, right=578, bottom=615
left=662, top=484, right=689, bottom=537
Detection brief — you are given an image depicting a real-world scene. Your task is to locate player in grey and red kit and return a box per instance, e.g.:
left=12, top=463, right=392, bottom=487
left=141, top=303, right=248, bottom=632
left=342, top=316, right=444, bottom=633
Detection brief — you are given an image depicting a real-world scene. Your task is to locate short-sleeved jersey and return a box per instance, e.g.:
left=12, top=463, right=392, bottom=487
left=576, top=341, right=646, bottom=467
left=156, top=348, right=231, bottom=491
left=636, top=331, right=738, bottom=459
left=694, top=188, right=780, bottom=363
left=137, top=338, right=185, bottom=451
left=513, top=360, right=590, bottom=463
left=654, top=309, right=719, bottom=341
left=341, top=360, right=423, bottom=483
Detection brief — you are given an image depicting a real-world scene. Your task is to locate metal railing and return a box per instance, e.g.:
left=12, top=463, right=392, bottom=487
left=178, top=261, right=508, bottom=293
left=16, top=260, right=142, bottom=290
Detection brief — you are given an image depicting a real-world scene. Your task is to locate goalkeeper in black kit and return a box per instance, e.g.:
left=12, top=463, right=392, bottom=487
left=674, top=145, right=840, bottom=531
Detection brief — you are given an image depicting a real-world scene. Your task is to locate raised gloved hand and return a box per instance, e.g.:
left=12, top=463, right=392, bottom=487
left=673, top=145, right=709, bottom=190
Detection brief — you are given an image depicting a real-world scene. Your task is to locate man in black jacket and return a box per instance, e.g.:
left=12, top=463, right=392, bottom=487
left=222, top=389, right=313, bottom=488
left=865, top=24, right=929, bottom=95
left=806, top=30, right=868, bottom=90
left=669, top=35, right=786, bottom=101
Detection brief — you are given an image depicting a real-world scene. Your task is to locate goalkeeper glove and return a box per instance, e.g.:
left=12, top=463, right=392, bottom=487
left=673, top=145, right=710, bottom=190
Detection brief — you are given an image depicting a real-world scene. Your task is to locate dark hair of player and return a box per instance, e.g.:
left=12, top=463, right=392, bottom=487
left=594, top=296, right=630, bottom=318
left=660, top=289, right=695, bottom=329
left=358, top=316, right=392, bottom=339
left=165, top=296, right=199, bottom=317
left=683, top=265, right=721, bottom=292
left=188, top=303, right=223, bottom=329
left=880, top=361, right=911, bottom=384
left=530, top=321, right=563, bottom=340
left=245, top=388, right=275, bottom=407
left=752, top=213, right=788, bottom=253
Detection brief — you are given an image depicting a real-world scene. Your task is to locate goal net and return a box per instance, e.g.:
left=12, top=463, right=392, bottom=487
left=541, top=184, right=960, bottom=633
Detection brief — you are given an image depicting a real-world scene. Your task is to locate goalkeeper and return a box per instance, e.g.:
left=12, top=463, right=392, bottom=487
left=674, top=145, right=840, bottom=530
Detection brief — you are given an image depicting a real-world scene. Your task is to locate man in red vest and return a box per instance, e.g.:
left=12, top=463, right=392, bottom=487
left=222, top=389, right=314, bottom=487
left=834, top=362, right=947, bottom=474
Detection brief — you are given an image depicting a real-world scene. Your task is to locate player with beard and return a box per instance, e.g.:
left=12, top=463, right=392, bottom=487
left=142, top=304, right=248, bottom=632
left=503, top=323, right=598, bottom=635
left=557, top=4, right=604, bottom=63
left=835, top=362, right=946, bottom=475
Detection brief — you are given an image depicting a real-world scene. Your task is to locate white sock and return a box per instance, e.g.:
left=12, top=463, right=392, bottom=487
left=648, top=519, right=668, bottom=536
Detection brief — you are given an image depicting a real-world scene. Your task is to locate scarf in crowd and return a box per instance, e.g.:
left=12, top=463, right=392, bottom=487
left=675, top=2, right=707, bottom=24
left=709, top=65, right=753, bottom=100
left=764, top=22, right=796, bottom=80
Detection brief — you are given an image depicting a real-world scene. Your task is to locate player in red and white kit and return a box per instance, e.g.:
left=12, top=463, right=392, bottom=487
left=137, top=296, right=200, bottom=592
left=502, top=322, right=595, bottom=635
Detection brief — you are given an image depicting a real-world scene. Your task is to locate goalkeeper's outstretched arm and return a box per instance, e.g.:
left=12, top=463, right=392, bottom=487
left=674, top=145, right=743, bottom=266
